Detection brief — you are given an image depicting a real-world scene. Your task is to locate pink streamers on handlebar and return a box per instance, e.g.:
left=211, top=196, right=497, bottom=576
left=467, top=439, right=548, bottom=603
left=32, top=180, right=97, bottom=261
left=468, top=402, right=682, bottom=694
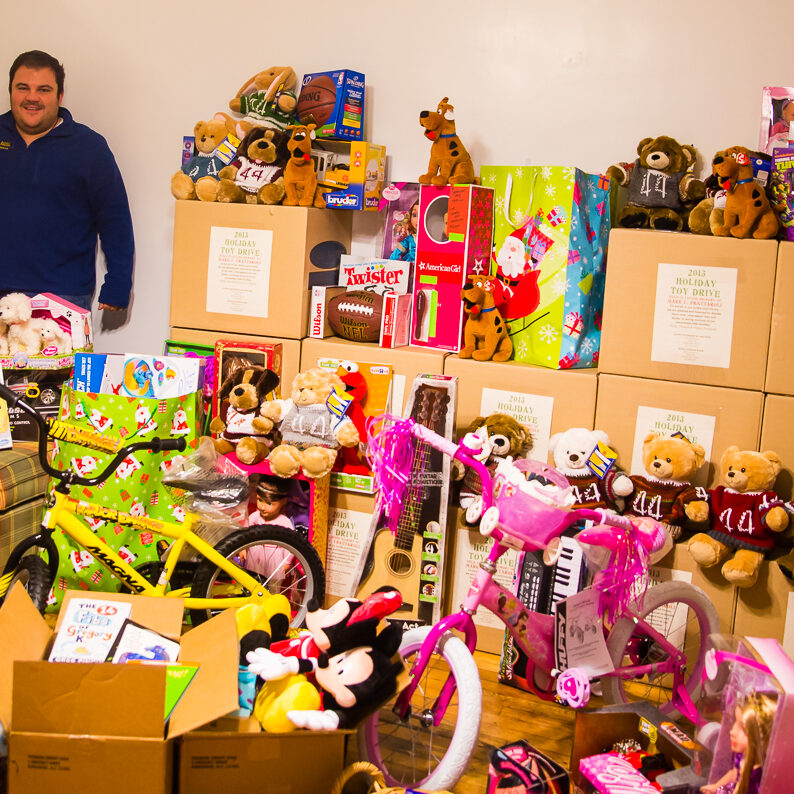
left=366, top=414, right=417, bottom=536
left=595, top=523, right=652, bottom=623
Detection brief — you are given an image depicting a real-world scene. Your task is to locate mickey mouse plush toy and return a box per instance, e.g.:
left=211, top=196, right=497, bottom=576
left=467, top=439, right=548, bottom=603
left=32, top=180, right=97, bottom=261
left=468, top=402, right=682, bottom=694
left=245, top=587, right=405, bottom=731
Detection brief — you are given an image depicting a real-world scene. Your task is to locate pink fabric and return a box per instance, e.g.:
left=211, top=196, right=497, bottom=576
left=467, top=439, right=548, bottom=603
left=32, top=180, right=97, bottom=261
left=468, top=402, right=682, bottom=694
left=579, top=754, right=659, bottom=793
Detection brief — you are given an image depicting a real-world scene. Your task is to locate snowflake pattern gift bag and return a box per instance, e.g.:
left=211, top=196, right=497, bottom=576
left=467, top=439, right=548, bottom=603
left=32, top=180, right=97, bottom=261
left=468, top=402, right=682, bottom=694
left=480, top=164, right=610, bottom=368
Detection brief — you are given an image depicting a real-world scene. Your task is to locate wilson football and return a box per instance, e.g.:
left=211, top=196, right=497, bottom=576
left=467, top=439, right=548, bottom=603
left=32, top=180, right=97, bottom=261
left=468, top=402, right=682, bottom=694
left=328, top=290, right=384, bottom=342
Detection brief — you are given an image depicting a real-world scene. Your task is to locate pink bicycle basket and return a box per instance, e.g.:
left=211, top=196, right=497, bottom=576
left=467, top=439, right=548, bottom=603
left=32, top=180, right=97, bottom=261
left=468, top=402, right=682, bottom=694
left=491, top=459, right=575, bottom=550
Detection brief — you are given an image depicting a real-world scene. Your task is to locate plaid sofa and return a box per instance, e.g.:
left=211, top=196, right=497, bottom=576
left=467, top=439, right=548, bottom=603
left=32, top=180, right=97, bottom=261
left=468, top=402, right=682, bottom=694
left=0, top=443, right=48, bottom=569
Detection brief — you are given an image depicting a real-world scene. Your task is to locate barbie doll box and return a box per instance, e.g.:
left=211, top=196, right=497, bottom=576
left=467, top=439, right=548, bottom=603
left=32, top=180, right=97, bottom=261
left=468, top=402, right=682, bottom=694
left=411, top=184, right=494, bottom=352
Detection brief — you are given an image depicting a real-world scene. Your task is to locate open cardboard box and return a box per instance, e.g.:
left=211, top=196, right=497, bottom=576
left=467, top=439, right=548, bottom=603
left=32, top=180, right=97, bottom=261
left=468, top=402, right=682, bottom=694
left=0, top=585, right=238, bottom=794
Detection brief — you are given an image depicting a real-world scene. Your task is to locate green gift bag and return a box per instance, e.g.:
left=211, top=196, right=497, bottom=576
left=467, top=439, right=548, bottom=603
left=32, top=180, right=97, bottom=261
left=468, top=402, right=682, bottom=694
left=44, top=386, right=203, bottom=609
left=480, top=165, right=611, bottom=368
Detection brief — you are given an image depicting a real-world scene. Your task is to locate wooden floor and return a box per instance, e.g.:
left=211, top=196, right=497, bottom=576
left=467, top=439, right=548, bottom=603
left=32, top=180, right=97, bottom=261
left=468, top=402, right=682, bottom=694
left=345, top=650, right=576, bottom=793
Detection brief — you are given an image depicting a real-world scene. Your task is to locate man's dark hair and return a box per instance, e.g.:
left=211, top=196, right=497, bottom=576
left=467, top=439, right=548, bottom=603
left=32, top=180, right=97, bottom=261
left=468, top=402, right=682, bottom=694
left=9, top=50, right=65, bottom=96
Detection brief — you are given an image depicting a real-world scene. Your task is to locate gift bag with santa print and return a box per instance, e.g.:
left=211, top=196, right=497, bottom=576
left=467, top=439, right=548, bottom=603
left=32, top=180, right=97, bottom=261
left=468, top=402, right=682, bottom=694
left=480, top=165, right=610, bottom=369
left=43, top=386, right=202, bottom=609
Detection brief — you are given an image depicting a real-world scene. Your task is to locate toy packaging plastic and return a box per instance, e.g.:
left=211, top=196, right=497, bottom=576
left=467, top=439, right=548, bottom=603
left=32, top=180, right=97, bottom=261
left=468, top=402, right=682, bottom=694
left=297, top=70, right=365, bottom=141
left=759, top=86, right=794, bottom=155
left=772, top=147, right=794, bottom=241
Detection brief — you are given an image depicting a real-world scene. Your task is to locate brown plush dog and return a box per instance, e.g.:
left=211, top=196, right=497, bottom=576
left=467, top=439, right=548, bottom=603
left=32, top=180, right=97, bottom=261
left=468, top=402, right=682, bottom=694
left=712, top=149, right=779, bottom=239
left=459, top=275, right=512, bottom=362
left=418, top=97, right=475, bottom=186
left=283, top=124, right=326, bottom=207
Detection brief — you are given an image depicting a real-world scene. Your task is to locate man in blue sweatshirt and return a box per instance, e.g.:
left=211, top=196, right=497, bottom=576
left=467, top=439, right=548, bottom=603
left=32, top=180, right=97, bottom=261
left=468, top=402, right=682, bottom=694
left=0, top=50, right=134, bottom=312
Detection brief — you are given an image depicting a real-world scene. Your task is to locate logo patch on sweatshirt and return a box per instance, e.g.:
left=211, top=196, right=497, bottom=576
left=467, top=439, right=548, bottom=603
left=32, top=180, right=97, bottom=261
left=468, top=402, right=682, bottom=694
left=0, top=140, right=11, bottom=150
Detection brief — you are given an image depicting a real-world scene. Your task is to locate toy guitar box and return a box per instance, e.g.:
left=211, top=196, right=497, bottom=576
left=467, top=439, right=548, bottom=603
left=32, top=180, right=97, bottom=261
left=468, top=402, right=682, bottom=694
left=351, top=374, right=457, bottom=629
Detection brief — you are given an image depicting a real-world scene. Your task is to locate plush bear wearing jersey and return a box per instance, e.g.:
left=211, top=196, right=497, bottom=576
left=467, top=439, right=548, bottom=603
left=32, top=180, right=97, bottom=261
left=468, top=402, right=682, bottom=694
left=624, top=433, right=705, bottom=541
left=686, top=447, right=789, bottom=588
left=216, top=126, right=289, bottom=205
left=171, top=119, right=233, bottom=201
left=549, top=427, right=633, bottom=512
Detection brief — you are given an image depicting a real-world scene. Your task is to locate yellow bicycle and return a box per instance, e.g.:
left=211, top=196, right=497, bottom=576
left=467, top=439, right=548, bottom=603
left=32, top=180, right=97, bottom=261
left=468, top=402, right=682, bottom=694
left=0, top=384, right=325, bottom=625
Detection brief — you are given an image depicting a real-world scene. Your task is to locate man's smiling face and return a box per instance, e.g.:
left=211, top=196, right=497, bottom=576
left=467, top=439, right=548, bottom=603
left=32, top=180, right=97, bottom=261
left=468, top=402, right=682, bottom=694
left=10, top=65, right=62, bottom=138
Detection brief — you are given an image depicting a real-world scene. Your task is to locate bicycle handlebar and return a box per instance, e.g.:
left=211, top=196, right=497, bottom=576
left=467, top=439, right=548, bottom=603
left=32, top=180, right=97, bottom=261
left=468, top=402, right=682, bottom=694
left=0, top=382, right=187, bottom=487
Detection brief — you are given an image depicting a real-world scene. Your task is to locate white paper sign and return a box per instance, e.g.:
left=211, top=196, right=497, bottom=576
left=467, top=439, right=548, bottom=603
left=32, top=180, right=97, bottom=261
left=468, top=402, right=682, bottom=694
left=555, top=588, right=613, bottom=676
left=206, top=226, right=273, bottom=317
left=326, top=506, right=372, bottom=598
left=631, top=406, right=716, bottom=486
left=450, top=528, right=518, bottom=630
left=647, top=565, right=693, bottom=651
left=651, top=263, right=737, bottom=368
left=480, top=388, right=554, bottom=462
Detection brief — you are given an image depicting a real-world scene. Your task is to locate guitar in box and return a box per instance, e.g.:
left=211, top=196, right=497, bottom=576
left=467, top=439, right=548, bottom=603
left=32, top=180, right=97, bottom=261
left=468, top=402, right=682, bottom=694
left=355, top=377, right=456, bottom=625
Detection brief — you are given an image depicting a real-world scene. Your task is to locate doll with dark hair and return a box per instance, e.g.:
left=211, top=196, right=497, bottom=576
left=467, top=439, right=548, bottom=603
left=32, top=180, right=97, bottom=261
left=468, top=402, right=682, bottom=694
left=701, top=692, right=777, bottom=794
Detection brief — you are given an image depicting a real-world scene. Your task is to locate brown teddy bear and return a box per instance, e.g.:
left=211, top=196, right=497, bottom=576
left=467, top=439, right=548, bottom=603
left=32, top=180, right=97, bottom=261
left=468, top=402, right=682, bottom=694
left=223, top=66, right=299, bottom=139
left=685, top=447, right=789, bottom=588
left=258, top=368, right=359, bottom=479
left=171, top=119, right=234, bottom=201
left=607, top=136, right=706, bottom=231
left=208, top=365, right=280, bottom=465
left=624, top=432, right=706, bottom=540
left=418, top=97, right=475, bottom=187
left=216, top=127, right=289, bottom=205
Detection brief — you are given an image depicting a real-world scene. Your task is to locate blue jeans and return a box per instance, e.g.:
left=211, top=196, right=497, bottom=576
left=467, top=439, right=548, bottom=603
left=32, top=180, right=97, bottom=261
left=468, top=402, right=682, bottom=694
left=0, top=290, right=93, bottom=311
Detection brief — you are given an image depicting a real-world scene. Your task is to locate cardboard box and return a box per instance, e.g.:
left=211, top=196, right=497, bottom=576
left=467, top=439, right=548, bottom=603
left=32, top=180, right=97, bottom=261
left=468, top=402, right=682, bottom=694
left=170, top=202, right=352, bottom=339
left=297, top=69, right=365, bottom=141
left=308, top=285, right=346, bottom=338
left=734, top=559, right=794, bottom=658
left=313, top=140, right=386, bottom=210
left=170, top=328, right=301, bottom=397
left=761, top=394, right=794, bottom=501
left=595, top=374, right=764, bottom=488
left=179, top=726, right=346, bottom=794
left=411, top=184, right=494, bottom=352
left=599, top=229, right=777, bottom=390
left=571, top=702, right=700, bottom=793
left=300, top=336, right=447, bottom=415
left=0, top=586, right=238, bottom=794
left=766, top=241, right=794, bottom=394
left=3, top=368, right=71, bottom=442
left=380, top=292, right=413, bottom=349
left=326, top=490, right=377, bottom=601
left=443, top=356, right=599, bottom=464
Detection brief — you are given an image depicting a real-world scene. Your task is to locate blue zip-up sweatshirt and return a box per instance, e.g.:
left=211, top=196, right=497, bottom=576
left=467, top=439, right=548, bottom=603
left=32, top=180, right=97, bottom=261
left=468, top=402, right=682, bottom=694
left=0, top=107, right=134, bottom=308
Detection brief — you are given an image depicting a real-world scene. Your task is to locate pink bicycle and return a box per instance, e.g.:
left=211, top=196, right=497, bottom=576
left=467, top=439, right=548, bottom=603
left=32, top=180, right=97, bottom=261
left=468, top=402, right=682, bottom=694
left=359, top=416, right=719, bottom=790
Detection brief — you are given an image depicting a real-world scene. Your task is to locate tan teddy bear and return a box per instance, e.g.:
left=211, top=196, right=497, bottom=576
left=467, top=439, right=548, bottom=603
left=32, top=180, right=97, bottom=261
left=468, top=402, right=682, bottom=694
left=685, top=446, right=789, bottom=588
left=259, top=368, right=359, bottom=479
left=624, top=432, right=706, bottom=541
left=170, top=119, right=234, bottom=202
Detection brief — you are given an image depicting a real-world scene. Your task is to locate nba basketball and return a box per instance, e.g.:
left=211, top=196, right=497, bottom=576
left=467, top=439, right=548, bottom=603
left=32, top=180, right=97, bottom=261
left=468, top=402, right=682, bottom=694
left=297, top=75, right=338, bottom=127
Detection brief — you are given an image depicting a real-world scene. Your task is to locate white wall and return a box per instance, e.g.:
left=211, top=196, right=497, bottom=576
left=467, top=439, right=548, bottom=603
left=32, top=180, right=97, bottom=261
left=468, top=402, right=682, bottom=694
left=3, top=0, right=793, bottom=353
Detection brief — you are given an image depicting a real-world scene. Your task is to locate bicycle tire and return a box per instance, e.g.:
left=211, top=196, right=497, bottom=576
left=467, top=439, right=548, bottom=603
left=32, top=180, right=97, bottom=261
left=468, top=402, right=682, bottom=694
left=7, top=556, right=51, bottom=613
left=189, top=525, right=325, bottom=627
left=359, top=626, right=482, bottom=791
left=603, top=580, right=719, bottom=719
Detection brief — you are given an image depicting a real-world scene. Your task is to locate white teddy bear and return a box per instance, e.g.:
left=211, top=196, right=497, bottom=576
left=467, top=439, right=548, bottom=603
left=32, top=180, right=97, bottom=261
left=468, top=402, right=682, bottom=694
left=548, top=427, right=633, bottom=512
left=0, top=292, right=41, bottom=355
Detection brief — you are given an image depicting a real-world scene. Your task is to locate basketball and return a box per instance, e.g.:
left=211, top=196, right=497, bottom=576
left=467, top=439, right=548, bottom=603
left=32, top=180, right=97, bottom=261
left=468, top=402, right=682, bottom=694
left=297, top=75, right=337, bottom=127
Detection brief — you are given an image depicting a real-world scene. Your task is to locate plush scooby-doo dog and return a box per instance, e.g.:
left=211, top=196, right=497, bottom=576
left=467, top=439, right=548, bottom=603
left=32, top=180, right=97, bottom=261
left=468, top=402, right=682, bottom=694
left=712, top=148, right=779, bottom=239
left=459, top=275, right=512, bottom=362
left=418, top=97, right=475, bottom=186
left=283, top=124, right=326, bottom=208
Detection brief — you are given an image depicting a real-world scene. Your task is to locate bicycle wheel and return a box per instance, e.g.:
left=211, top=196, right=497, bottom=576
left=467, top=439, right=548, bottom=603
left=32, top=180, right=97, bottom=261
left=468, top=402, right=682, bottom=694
left=189, top=525, right=324, bottom=627
left=603, top=580, right=719, bottom=719
left=6, top=556, right=51, bottom=613
left=359, top=626, right=482, bottom=791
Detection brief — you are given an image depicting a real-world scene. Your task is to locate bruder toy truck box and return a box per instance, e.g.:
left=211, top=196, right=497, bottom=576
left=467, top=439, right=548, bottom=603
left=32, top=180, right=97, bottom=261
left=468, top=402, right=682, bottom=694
left=0, top=586, right=239, bottom=794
